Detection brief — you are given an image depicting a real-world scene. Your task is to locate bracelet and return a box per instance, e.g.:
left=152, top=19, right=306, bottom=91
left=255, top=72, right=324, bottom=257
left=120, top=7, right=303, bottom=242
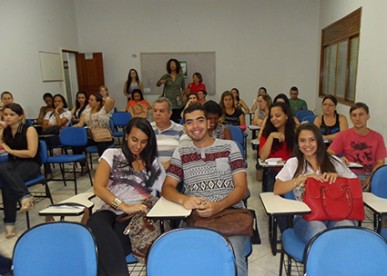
left=111, top=198, right=123, bottom=210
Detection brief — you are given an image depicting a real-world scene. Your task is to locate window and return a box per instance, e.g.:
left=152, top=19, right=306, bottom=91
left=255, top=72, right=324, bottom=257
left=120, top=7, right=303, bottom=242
left=319, top=8, right=361, bottom=104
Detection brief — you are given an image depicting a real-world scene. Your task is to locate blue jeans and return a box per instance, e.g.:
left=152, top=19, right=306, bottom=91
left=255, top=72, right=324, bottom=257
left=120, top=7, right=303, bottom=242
left=228, top=235, right=249, bottom=276
left=293, top=216, right=356, bottom=244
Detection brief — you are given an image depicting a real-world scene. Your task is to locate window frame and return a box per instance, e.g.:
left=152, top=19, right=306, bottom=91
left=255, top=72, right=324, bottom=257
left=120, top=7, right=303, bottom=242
left=319, top=8, right=361, bottom=105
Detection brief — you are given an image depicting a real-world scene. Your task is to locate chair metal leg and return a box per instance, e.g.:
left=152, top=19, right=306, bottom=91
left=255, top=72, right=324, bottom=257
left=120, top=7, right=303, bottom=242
left=279, top=250, right=285, bottom=276
left=73, top=163, right=78, bottom=194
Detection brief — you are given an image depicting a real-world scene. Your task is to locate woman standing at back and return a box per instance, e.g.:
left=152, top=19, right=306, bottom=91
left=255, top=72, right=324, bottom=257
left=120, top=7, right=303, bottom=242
left=156, top=58, right=185, bottom=123
left=123, top=68, right=144, bottom=101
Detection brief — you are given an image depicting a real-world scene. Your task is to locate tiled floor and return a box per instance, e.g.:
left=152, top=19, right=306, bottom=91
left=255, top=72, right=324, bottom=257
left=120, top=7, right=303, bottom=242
left=0, top=139, right=374, bottom=275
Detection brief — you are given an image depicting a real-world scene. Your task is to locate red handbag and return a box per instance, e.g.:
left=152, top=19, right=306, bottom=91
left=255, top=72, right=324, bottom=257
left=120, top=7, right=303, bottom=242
left=303, top=177, right=365, bottom=221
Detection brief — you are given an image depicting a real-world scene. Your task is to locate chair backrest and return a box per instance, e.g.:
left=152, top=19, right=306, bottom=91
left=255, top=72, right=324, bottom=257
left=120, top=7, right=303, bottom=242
left=111, top=111, right=132, bottom=127
left=301, top=114, right=316, bottom=124
left=39, top=140, right=48, bottom=164
left=370, top=165, right=387, bottom=198
left=226, top=125, right=244, bottom=148
left=304, top=227, right=387, bottom=276
left=147, top=228, right=236, bottom=276
left=295, top=109, right=314, bottom=121
left=59, top=127, right=88, bottom=147
left=13, top=222, right=98, bottom=276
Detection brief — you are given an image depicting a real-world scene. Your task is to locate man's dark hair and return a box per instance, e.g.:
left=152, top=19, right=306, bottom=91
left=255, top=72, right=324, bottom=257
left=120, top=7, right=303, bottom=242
left=350, top=102, right=369, bottom=115
left=183, top=103, right=206, bottom=120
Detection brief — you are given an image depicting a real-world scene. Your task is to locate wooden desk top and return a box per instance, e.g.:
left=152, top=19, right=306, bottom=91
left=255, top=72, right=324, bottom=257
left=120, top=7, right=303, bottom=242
left=147, top=197, right=192, bottom=219
left=260, top=192, right=311, bottom=215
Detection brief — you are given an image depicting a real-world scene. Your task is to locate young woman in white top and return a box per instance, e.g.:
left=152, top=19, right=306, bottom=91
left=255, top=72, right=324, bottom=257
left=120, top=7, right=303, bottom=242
left=274, top=123, right=357, bottom=243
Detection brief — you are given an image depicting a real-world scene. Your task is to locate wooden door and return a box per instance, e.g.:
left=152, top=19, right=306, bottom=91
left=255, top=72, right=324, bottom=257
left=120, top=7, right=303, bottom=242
left=76, top=52, right=105, bottom=98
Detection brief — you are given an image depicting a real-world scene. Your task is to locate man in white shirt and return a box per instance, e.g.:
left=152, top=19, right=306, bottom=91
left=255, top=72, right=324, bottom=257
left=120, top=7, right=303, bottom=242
left=150, top=97, right=183, bottom=169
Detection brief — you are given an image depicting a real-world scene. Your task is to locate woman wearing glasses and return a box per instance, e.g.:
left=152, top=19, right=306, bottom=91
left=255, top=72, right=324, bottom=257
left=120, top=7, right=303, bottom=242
left=313, top=95, right=348, bottom=143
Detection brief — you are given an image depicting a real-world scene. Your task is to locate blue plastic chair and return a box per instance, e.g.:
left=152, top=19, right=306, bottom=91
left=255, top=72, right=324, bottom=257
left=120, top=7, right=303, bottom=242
left=301, top=114, right=316, bottom=124
left=295, top=110, right=314, bottom=122
left=12, top=222, right=98, bottom=276
left=0, top=140, right=53, bottom=229
left=46, top=127, right=92, bottom=194
left=147, top=228, right=236, bottom=276
left=304, top=227, right=387, bottom=276
left=369, top=165, right=387, bottom=238
left=111, top=112, right=132, bottom=144
left=227, top=125, right=246, bottom=159
left=278, top=191, right=307, bottom=276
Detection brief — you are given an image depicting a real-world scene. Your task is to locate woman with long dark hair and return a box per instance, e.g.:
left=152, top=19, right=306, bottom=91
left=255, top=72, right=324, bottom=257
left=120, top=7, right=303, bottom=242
left=274, top=123, right=357, bottom=243
left=123, top=68, right=144, bottom=101
left=259, top=102, right=296, bottom=191
left=71, top=91, right=88, bottom=124
left=74, top=92, right=114, bottom=157
left=0, top=103, right=38, bottom=238
left=156, top=58, right=186, bottom=123
left=87, top=118, right=165, bottom=276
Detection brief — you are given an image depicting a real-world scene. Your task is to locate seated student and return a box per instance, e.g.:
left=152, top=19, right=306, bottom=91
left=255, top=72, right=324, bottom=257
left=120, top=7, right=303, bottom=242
left=259, top=102, right=296, bottom=192
left=0, top=103, right=38, bottom=239
left=151, top=97, right=184, bottom=169
left=87, top=118, right=165, bottom=276
left=186, top=72, right=206, bottom=94
left=196, top=89, right=207, bottom=105
left=0, top=91, right=14, bottom=119
left=126, top=89, right=151, bottom=118
left=274, top=123, right=357, bottom=243
left=74, top=92, right=114, bottom=157
left=313, top=95, right=348, bottom=143
left=220, top=90, right=245, bottom=126
left=231, top=88, right=250, bottom=113
left=36, top=92, right=54, bottom=125
left=252, top=94, right=272, bottom=127
left=41, top=94, right=72, bottom=149
left=180, top=93, right=198, bottom=118
left=71, top=91, right=88, bottom=125
left=251, top=87, right=268, bottom=112
left=328, top=102, right=387, bottom=191
left=99, top=86, right=116, bottom=113
left=257, top=93, right=300, bottom=140
left=289, top=86, right=308, bottom=116
left=161, top=103, right=249, bottom=276
left=203, top=100, right=232, bottom=140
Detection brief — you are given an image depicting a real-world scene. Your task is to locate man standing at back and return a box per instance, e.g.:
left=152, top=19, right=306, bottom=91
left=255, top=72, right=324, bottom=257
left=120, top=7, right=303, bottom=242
left=151, top=97, right=184, bottom=169
left=162, top=103, right=249, bottom=276
left=328, top=102, right=387, bottom=190
left=289, top=86, right=308, bottom=115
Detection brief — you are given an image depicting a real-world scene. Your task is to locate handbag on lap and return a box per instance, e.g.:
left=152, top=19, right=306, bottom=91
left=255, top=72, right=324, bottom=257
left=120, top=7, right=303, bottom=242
left=303, top=177, right=365, bottom=221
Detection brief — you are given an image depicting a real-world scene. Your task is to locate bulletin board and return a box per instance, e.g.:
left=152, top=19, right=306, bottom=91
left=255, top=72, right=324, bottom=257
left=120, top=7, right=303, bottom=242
left=39, top=51, right=63, bottom=82
left=140, top=52, right=216, bottom=95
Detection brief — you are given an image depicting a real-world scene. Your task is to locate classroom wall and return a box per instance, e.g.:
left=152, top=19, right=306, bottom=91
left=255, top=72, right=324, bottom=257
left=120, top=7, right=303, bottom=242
left=0, top=0, right=79, bottom=118
left=73, top=0, right=320, bottom=111
left=319, top=0, right=387, bottom=140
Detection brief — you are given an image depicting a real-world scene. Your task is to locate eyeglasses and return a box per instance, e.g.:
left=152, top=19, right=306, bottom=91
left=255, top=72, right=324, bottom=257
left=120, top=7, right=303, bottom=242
left=322, top=103, right=335, bottom=107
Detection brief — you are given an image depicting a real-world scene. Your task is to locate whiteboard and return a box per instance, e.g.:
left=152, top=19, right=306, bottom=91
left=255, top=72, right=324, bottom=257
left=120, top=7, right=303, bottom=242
left=39, top=51, right=63, bottom=82
left=140, top=52, right=216, bottom=95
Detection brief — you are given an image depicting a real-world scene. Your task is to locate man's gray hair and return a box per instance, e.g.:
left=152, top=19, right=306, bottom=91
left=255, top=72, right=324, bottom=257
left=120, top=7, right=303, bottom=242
left=154, top=97, right=172, bottom=112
